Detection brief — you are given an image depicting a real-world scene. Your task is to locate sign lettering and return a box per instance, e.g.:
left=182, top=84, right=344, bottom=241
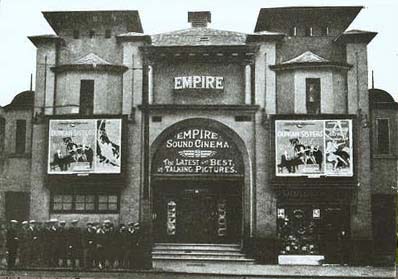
left=174, top=76, right=224, bottom=90
left=153, top=128, right=243, bottom=176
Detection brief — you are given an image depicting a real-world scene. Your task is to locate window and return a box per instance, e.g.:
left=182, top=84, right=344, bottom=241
left=105, top=29, right=112, bottom=38
left=306, top=78, right=321, bottom=114
left=73, top=30, right=80, bottom=39
left=15, top=119, right=26, bottom=154
left=305, top=26, right=313, bottom=37
left=98, top=194, right=118, bottom=211
left=79, top=80, right=94, bottom=115
left=89, top=30, right=95, bottom=38
left=52, top=194, right=73, bottom=211
left=75, top=194, right=95, bottom=211
left=376, top=118, right=390, bottom=154
left=289, top=26, right=297, bottom=36
left=51, top=193, right=119, bottom=213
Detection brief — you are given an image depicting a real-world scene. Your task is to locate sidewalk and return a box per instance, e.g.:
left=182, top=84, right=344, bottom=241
left=0, top=264, right=396, bottom=279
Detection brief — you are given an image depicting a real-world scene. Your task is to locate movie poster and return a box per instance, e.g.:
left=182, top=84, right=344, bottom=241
left=48, top=119, right=122, bottom=174
left=275, top=119, right=353, bottom=177
left=324, top=120, right=353, bottom=176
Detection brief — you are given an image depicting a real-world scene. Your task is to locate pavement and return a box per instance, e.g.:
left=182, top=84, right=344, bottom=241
left=0, top=264, right=396, bottom=279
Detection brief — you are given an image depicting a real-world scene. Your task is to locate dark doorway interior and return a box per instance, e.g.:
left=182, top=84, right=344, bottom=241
left=5, top=191, right=30, bottom=222
left=153, top=179, right=242, bottom=243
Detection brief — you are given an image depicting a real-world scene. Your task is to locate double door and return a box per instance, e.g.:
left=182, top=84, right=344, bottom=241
left=153, top=181, right=242, bottom=243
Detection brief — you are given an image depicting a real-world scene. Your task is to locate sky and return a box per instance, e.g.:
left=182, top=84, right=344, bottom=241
left=0, top=0, right=397, bottom=106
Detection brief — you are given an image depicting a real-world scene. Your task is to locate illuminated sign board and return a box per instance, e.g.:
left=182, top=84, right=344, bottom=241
left=48, top=118, right=122, bottom=175
left=275, top=119, right=353, bottom=177
left=174, top=76, right=224, bottom=90
left=153, top=128, right=243, bottom=176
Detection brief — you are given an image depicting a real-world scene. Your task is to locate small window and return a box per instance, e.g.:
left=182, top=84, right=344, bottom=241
left=289, top=26, right=297, bottom=37
left=105, top=29, right=112, bottom=39
left=306, top=78, right=321, bottom=114
left=73, top=30, right=80, bottom=39
left=89, top=30, right=95, bottom=38
left=52, top=194, right=73, bottom=211
left=51, top=193, right=119, bottom=213
left=321, top=26, right=329, bottom=36
left=305, top=27, right=313, bottom=37
left=15, top=119, right=26, bottom=154
left=98, top=194, right=119, bottom=211
left=80, top=80, right=94, bottom=115
left=75, top=194, right=95, bottom=211
left=376, top=119, right=390, bottom=154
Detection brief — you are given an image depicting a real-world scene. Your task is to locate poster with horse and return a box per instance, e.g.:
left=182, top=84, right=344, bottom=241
left=275, top=119, right=353, bottom=177
left=48, top=118, right=122, bottom=174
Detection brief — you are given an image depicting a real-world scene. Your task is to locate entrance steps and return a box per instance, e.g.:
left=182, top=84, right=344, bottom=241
left=152, top=243, right=255, bottom=268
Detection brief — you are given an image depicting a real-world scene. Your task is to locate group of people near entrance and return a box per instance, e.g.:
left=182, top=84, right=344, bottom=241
left=1, top=219, right=143, bottom=270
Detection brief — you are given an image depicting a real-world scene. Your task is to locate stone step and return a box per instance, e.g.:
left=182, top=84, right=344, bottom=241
left=152, top=252, right=247, bottom=259
left=152, top=255, right=255, bottom=263
left=153, top=250, right=243, bottom=256
left=153, top=243, right=241, bottom=252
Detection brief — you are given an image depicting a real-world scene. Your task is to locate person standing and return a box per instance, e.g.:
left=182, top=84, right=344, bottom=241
left=56, top=221, right=68, bottom=267
left=27, top=220, right=39, bottom=267
left=0, top=222, right=7, bottom=268
left=6, top=220, right=19, bottom=269
left=18, top=221, right=30, bottom=268
left=67, top=220, right=82, bottom=269
left=82, top=222, right=96, bottom=269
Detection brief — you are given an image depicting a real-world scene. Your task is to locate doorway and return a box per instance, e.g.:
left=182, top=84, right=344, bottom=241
left=153, top=180, right=242, bottom=243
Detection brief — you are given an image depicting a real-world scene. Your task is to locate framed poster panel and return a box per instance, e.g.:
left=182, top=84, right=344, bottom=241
left=275, top=119, right=353, bottom=177
left=48, top=118, right=122, bottom=175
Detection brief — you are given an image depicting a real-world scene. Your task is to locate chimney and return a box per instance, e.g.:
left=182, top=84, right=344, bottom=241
left=188, top=11, right=211, bottom=28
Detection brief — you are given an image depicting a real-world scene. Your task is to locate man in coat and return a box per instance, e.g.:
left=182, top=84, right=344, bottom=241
left=6, top=220, right=19, bottom=269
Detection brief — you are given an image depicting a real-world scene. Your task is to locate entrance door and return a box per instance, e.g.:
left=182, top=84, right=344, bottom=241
left=179, top=189, right=218, bottom=243
left=153, top=180, right=242, bottom=243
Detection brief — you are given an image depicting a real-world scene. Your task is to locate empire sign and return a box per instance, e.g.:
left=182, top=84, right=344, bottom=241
left=174, top=76, right=224, bottom=90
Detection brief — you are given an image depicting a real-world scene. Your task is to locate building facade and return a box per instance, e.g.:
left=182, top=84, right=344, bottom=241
left=1, top=6, right=396, bottom=266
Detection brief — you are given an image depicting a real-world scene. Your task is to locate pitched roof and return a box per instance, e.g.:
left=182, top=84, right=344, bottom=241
left=74, top=53, right=111, bottom=65
left=151, top=27, right=247, bottom=47
left=271, top=50, right=351, bottom=71
left=334, top=29, right=377, bottom=44
left=282, top=51, right=329, bottom=64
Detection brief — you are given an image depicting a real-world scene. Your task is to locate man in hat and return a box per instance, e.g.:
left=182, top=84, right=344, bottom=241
left=67, top=220, right=82, bottom=269
left=82, top=222, right=96, bottom=269
left=116, top=223, right=128, bottom=268
left=6, top=220, right=19, bottom=269
left=19, top=221, right=30, bottom=267
left=27, top=220, right=39, bottom=267
left=95, top=221, right=106, bottom=269
left=56, top=220, right=68, bottom=267
left=43, top=219, right=58, bottom=267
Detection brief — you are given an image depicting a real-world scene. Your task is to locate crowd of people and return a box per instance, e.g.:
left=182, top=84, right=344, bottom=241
left=0, top=219, right=146, bottom=270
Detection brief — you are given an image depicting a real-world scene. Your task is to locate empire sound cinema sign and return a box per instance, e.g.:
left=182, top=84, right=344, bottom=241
left=174, top=76, right=224, bottom=91
left=153, top=128, right=243, bottom=176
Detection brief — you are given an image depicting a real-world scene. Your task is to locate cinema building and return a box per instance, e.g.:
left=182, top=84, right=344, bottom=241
left=1, top=6, right=396, bottom=267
